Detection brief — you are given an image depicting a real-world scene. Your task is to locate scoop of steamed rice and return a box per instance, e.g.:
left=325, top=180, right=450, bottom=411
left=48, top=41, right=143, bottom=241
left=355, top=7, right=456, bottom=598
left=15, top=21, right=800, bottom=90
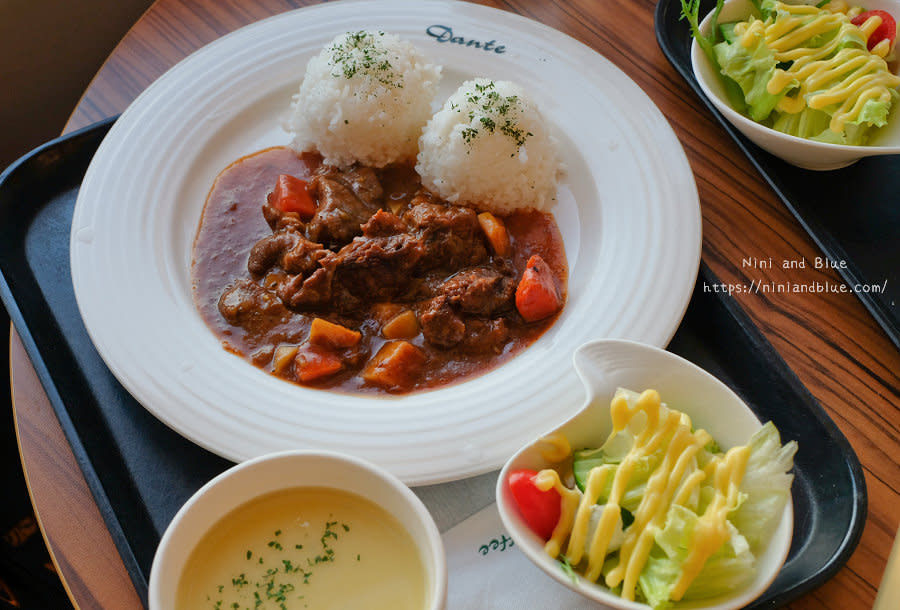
left=287, top=31, right=442, bottom=168
left=416, top=78, right=561, bottom=214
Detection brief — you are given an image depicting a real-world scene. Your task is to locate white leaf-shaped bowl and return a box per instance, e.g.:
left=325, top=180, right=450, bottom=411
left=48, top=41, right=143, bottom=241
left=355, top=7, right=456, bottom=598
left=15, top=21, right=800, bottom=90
left=496, top=339, right=793, bottom=609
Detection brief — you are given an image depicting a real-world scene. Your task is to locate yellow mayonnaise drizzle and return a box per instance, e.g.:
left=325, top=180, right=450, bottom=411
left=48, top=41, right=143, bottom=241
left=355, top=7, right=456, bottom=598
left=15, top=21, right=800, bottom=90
left=536, top=389, right=751, bottom=603
left=537, top=432, right=572, bottom=463
left=734, top=1, right=900, bottom=132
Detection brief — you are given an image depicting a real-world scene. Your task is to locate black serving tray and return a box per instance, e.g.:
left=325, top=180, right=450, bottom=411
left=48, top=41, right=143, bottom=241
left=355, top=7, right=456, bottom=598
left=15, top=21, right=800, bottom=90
left=0, top=119, right=866, bottom=608
left=656, top=0, right=900, bottom=353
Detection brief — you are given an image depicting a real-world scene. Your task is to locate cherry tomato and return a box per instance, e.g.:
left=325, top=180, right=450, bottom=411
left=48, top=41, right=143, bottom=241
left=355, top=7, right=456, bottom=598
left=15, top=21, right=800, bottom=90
left=851, top=9, right=897, bottom=51
left=507, top=468, right=561, bottom=540
left=270, top=174, right=316, bottom=219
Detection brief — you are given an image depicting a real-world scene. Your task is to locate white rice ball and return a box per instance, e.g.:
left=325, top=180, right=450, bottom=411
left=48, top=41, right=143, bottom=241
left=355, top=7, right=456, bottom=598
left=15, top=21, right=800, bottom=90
left=416, top=78, right=561, bottom=214
left=287, top=31, right=442, bottom=168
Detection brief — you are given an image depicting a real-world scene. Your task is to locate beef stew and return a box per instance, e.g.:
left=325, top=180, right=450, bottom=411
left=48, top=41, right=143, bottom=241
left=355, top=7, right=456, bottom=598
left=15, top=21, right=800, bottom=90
left=191, top=147, right=567, bottom=394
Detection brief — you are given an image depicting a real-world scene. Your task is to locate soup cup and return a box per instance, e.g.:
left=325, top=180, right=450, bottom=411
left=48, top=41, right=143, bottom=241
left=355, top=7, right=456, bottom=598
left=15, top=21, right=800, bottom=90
left=496, top=339, right=794, bottom=609
left=150, top=450, right=447, bottom=610
left=691, top=0, right=900, bottom=170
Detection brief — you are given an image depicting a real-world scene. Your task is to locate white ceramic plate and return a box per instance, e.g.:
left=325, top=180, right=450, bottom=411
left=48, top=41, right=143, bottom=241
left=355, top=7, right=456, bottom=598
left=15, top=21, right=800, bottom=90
left=70, top=0, right=701, bottom=485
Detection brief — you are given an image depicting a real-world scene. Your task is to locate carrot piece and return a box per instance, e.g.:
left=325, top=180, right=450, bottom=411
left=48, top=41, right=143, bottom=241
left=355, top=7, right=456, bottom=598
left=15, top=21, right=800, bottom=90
left=381, top=310, right=419, bottom=340
left=270, top=174, right=316, bottom=220
left=515, top=254, right=562, bottom=322
left=477, top=211, right=511, bottom=257
left=295, top=344, right=343, bottom=382
left=309, top=318, right=361, bottom=348
left=361, top=341, right=426, bottom=391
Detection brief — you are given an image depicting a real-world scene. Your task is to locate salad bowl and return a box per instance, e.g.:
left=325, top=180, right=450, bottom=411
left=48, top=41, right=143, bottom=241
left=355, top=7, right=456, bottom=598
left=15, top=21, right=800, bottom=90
left=496, top=339, right=794, bottom=609
left=691, top=0, right=900, bottom=170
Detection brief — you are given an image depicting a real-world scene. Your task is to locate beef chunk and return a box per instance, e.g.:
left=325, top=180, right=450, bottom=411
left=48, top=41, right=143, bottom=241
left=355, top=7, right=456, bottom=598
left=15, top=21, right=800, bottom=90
left=275, top=263, right=368, bottom=314
left=248, top=231, right=294, bottom=275
left=281, top=235, right=328, bottom=275
left=277, top=266, right=335, bottom=309
left=419, top=296, right=466, bottom=348
left=305, top=177, right=374, bottom=248
left=404, top=198, right=488, bottom=270
left=436, top=265, right=516, bottom=316
left=247, top=229, right=327, bottom=277
left=261, top=203, right=303, bottom=232
left=219, top=279, right=291, bottom=332
left=418, top=263, right=516, bottom=350
left=404, top=197, right=474, bottom=233
left=275, top=233, right=423, bottom=311
left=362, top=209, right=407, bottom=237
left=340, top=165, right=383, bottom=207
left=461, top=318, right=510, bottom=354
left=306, top=166, right=384, bottom=249
left=329, top=233, right=425, bottom=301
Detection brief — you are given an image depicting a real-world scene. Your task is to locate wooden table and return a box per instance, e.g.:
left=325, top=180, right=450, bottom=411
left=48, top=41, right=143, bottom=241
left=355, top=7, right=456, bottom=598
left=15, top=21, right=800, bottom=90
left=9, top=0, right=900, bottom=608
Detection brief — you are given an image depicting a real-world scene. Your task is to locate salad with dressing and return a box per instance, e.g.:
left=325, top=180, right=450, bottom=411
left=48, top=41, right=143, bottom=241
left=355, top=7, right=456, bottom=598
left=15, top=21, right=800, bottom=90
left=684, top=0, right=900, bottom=145
left=506, top=388, right=798, bottom=609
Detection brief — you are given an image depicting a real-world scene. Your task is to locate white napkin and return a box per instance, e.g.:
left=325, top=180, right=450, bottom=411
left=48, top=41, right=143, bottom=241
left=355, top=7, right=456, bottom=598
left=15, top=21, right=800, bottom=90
left=442, top=503, right=603, bottom=609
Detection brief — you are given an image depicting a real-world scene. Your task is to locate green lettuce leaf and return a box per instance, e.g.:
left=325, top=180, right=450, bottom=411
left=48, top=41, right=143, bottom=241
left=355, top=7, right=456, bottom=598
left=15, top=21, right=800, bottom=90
left=770, top=106, right=834, bottom=140
left=728, top=422, right=797, bottom=551
left=573, top=448, right=656, bottom=513
left=769, top=106, right=874, bottom=144
left=711, top=0, right=893, bottom=144
left=713, top=32, right=789, bottom=121
left=855, top=96, right=896, bottom=127
left=637, top=505, right=758, bottom=609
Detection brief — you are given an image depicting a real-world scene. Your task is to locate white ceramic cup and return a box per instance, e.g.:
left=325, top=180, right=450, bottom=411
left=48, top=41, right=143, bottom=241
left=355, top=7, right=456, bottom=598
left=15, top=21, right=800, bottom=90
left=149, top=449, right=447, bottom=609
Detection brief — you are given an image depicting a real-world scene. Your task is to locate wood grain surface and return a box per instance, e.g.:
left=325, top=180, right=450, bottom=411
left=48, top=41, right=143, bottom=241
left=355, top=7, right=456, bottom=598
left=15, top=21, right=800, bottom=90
left=9, top=0, right=900, bottom=608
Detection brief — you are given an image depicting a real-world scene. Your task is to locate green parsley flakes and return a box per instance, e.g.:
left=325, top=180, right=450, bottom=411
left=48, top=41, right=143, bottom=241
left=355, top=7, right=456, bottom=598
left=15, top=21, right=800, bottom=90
left=457, top=81, right=533, bottom=148
left=328, top=31, right=404, bottom=89
left=209, top=521, right=350, bottom=609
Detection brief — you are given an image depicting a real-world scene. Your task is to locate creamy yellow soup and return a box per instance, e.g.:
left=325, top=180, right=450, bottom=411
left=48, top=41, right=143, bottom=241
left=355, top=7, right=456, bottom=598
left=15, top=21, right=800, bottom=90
left=176, top=487, right=428, bottom=610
